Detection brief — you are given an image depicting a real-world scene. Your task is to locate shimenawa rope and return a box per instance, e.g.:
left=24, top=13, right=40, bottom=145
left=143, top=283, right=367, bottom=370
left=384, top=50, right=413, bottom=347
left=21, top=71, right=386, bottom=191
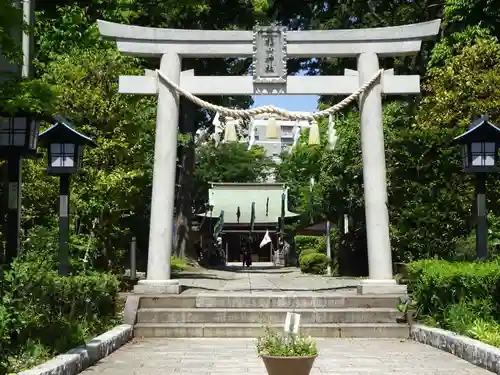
left=155, top=69, right=384, bottom=121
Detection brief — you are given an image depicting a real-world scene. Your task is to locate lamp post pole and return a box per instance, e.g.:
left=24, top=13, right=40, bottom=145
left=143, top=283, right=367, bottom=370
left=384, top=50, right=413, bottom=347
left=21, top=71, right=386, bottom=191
left=58, top=174, right=70, bottom=275
left=6, top=155, right=21, bottom=265
left=326, top=220, right=332, bottom=276
left=4, top=0, right=35, bottom=266
left=475, top=172, right=488, bottom=260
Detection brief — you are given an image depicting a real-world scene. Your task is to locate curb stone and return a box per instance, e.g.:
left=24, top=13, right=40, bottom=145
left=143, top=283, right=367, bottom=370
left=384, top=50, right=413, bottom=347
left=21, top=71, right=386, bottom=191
left=410, top=323, right=500, bottom=374
left=17, top=324, right=133, bottom=375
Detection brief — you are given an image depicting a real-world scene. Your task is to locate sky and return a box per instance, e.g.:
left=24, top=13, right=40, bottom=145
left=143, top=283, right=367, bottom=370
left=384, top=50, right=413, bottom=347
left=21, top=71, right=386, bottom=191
left=251, top=70, right=320, bottom=112
left=252, top=95, right=319, bottom=112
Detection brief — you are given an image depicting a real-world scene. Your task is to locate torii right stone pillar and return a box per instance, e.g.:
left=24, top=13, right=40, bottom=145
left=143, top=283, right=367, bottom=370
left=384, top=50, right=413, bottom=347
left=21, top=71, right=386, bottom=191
left=134, top=52, right=181, bottom=294
left=357, top=52, right=406, bottom=295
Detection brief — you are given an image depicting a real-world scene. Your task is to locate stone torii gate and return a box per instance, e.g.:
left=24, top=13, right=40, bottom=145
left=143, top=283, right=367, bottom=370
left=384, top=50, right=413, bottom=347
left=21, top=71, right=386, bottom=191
left=98, top=19, right=441, bottom=295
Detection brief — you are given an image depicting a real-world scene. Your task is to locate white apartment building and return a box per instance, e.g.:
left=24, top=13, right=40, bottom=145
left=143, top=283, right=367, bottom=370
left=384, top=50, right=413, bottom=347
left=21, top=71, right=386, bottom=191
left=253, top=123, right=297, bottom=163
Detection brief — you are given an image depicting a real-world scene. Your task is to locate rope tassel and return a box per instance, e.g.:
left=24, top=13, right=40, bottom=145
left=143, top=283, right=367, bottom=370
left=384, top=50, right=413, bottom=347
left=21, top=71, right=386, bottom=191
left=247, top=118, right=256, bottom=150
left=326, top=115, right=338, bottom=151
left=224, top=118, right=238, bottom=142
left=266, top=117, right=280, bottom=139
left=308, top=120, right=320, bottom=145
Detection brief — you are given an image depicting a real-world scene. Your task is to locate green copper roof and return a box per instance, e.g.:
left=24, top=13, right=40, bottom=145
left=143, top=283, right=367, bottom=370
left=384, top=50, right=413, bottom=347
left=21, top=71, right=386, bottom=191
left=197, top=182, right=299, bottom=224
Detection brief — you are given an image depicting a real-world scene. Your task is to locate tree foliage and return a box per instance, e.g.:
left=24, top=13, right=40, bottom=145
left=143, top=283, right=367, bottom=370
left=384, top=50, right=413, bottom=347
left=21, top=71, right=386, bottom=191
left=0, top=0, right=23, bottom=63
left=20, top=45, right=157, bottom=269
left=193, top=142, right=273, bottom=211
left=1, top=0, right=500, bottom=284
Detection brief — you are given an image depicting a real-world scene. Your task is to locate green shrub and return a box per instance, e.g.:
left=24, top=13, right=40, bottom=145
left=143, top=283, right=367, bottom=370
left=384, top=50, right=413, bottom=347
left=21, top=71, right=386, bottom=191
left=407, top=259, right=500, bottom=347
left=453, top=232, right=500, bottom=261
left=2, top=260, right=120, bottom=372
left=299, top=247, right=319, bottom=259
left=299, top=253, right=330, bottom=275
left=295, top=236, right=321, bottom=259
left=407, top=259, right=500, bottom=322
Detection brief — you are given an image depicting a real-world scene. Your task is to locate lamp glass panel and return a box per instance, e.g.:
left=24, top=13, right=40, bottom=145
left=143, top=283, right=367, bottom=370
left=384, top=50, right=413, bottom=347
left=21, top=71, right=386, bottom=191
left=63, top=143, right=75, bottom=167
left=64, top=156, right=75, bottom=167
left=0, top=118, right=10, bottom=146
left=50, top=143, right=75, bottom=168
left=484, top=142, right=495, bottom=166
left=50, top=155, right=63, bottom=167
left=50, top=143, right=62, bottom=167
left=50, top=143, right=61, bottom=153
left=471, top=142, right=484, bottom=166
left=10, top=117, right=27, bottom=147
left=13, top=134, right=25, bottom=146
left=471, top=142, right=497, bottom=166
left=13, top=117, right=26, bottom=131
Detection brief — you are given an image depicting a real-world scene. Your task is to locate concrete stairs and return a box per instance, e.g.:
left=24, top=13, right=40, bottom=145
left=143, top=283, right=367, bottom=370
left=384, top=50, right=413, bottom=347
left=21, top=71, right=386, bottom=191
left=133, top=293, right=409, bottom=338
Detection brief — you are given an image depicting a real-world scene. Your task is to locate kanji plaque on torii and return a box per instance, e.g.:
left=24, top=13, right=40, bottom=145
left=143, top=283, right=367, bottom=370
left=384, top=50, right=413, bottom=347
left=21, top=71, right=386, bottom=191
left=252, top=25, right=287, bottom=95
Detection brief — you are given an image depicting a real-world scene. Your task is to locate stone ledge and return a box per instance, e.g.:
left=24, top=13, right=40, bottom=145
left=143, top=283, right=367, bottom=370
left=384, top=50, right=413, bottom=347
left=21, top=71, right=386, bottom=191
left=410, top=323, right=500, bottom=374
left=18, top=324, right=133, bottom=375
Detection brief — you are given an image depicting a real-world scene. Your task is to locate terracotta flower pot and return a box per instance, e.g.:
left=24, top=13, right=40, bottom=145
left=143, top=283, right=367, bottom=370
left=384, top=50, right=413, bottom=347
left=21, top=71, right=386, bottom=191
left=261, top=355, right=317, bottom=375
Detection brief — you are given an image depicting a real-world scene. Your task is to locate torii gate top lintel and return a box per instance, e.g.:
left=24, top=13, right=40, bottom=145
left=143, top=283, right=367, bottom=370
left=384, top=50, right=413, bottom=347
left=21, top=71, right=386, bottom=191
left=97, top=19, right=441, bottom=58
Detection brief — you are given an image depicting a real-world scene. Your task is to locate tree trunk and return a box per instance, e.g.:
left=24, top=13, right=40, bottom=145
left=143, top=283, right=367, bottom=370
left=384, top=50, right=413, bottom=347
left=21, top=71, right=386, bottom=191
left=0, top=161, right=6, bottom=264
left=174, top=95, right=197, bottom=259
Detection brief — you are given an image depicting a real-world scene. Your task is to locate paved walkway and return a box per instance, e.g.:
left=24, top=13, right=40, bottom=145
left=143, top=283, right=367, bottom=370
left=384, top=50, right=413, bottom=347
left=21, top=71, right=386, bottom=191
left=106, top=264, right=491, bottom=374
left=82, top=338, right=490, bottom=375
left=174, top=263, right=361, bottom=294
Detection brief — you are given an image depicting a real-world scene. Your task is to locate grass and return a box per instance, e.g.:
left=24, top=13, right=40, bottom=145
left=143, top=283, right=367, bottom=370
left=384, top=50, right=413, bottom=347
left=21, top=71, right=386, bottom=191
left=422, top=300, right=500, bottom=347
left=6, top=315, right=121, bottom=373
left=171, top=256, right=193, bottom=272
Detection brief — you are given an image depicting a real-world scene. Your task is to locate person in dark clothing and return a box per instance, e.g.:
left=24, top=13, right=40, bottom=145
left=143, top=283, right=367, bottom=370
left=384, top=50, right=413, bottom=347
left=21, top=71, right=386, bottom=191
left=241, top=236, right=252, bottom=268
left=194, top=241, right=202, bottom=262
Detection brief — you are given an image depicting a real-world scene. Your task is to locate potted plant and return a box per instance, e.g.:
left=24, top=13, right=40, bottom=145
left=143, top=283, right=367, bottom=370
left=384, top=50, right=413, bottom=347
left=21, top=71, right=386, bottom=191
left=256, top=327, right=318, bottom=375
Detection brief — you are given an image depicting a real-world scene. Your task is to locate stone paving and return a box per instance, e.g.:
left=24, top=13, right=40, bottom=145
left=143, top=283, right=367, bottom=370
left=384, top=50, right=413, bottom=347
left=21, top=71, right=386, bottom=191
left=104, top=264, right=493, bottom=374
left=174, top=262, right=361, bottom=295
left=81, top=337, right=491, bottom=375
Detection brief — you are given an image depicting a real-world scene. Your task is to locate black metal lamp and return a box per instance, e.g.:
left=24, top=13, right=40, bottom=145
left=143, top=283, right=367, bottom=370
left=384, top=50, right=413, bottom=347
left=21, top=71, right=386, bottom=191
left=454, top=115, right=500, bottom=260
left=0, top=112, right=41, bottom=268
left=38, top=116, right=97, bottom=275
left=455, top=115, right=500, bottom=173
left=0, top=113, right=40, bottom=157
left=38, top=116, right=96, bottom=175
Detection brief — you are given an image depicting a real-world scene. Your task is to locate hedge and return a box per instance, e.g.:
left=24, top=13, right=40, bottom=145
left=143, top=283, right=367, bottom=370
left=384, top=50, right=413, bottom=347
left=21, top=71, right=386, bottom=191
left=295, top=236, right=321, bottom=259
left=299, top=252, right=330, bottom=275
left=407, top=259, right=500, bottom=347
left=295, top=234, right=334, bottom=275
left=408, top=259, right=500, bottom=320
left=1, top=260, right=120, bottom=373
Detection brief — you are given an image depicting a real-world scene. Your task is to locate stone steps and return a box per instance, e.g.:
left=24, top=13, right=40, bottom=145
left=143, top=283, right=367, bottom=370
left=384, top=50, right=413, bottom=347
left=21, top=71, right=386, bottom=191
left=133, top=293, right=408, bottom=338
left=137, top=307, right=401, bottom=324
left=138, top=294, right=403, bottom=309
left=134, top=322, right=409, bottom=338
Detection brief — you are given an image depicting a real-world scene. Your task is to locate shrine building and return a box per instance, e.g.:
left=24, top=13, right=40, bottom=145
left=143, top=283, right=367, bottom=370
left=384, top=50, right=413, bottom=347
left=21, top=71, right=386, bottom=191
left=197, top=182, right=300, bottom=263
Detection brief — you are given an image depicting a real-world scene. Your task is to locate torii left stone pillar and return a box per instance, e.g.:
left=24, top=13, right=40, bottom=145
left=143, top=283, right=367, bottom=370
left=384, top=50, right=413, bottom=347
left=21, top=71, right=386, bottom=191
left=133, top=62, right=191, bottom=294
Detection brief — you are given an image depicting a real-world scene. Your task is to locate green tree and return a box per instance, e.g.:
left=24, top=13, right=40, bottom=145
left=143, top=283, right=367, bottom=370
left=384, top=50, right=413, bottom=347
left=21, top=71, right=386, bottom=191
left=193, top=142, right=273, bottom=211
left=21, top=45, right=157, bottom=270
left=275, top=122, right=329, bottom=226
left=0, top=0, right=23, bottom=64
